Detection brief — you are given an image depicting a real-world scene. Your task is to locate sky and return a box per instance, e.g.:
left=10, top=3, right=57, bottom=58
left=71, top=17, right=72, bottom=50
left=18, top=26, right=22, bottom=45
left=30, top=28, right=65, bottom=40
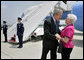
left=1, top=1, right=48, bottom=25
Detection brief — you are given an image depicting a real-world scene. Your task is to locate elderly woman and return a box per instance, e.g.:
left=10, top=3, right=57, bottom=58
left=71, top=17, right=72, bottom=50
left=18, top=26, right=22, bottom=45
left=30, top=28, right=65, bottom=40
left=56, top=14, right=77, bottom=59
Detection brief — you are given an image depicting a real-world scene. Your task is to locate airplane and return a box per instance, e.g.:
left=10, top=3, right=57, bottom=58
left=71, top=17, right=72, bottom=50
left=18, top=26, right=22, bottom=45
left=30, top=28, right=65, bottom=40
left=32, top=1, right=83, bottom=38
left=73, top=1, right=83, bottom=31
left=2, top=1, right=82, bottom=43
left=7, top=1, right=59, bottom=43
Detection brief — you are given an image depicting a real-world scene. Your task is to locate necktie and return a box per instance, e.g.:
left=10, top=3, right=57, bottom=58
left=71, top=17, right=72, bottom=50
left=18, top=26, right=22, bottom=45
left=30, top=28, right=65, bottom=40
left=55, top=21, right=58, bottom=32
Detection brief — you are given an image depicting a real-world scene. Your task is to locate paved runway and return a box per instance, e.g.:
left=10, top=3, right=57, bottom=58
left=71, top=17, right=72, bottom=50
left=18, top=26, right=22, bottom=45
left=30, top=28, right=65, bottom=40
left=1, top=28, right=83, bottom=59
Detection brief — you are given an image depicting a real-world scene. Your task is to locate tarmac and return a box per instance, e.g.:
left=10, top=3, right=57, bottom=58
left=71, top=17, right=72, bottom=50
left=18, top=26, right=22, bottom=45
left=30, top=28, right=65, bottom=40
left=1, top=27, right=83, bottom=59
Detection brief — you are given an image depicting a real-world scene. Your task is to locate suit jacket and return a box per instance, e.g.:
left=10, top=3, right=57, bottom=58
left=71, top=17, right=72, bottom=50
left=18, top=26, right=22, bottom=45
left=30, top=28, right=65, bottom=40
left=17, top=22, right=24, bottom=36
left=43, top=16, right=61, bottom=49
left=3, top=24, right=8, bottom=34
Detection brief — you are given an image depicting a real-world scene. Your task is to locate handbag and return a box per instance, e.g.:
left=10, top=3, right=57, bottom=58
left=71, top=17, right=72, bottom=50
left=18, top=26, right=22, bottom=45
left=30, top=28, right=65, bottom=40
left=57, top=43, right=63, bottom=53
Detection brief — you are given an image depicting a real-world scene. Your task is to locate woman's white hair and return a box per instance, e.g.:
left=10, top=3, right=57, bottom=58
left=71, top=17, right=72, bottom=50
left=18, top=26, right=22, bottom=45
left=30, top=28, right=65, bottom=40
left=67, top=14, right=77, bottom=24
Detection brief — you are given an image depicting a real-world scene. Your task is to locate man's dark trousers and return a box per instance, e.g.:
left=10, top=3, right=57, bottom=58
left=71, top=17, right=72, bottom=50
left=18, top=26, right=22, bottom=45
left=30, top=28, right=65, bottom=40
left=41, top=46, right=57, bottom=59
left=18, top=35, right=23, bottom=47
left=3, top=33, right=7, bottom=42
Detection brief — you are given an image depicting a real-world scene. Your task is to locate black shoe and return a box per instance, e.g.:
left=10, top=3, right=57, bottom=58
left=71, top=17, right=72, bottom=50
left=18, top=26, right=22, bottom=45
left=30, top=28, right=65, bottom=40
left=17, top=46, right=23, bottom=48
left=4, top=41, right=7, bottom=43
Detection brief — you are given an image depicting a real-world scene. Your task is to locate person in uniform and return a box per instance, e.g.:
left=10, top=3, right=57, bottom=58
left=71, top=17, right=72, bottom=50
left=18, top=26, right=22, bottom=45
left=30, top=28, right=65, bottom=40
left=3, top=21, right=8, bottom=42
left=17, top=17, right=24, bottom=48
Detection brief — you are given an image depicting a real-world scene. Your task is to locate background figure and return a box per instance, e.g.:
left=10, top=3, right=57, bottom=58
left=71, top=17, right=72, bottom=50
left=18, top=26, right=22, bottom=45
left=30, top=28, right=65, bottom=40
left=3, top=21, right=8, bottom=42
left=41, top=8, right=63, bottom=59
left=17, top=17, right=24, bottom=48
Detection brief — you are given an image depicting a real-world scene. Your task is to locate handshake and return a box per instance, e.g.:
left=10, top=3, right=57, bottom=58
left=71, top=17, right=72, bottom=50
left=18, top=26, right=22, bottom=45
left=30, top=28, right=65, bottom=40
left=55, top=33, right=61, bottom=40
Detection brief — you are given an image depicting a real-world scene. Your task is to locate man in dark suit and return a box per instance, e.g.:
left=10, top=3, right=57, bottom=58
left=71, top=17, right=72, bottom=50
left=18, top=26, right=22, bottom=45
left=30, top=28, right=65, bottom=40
left=3, top=21, right=8, bottom=42
left=17, top=17, right=24, bottom=48
left=41, top=8, right=63, bottom=59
